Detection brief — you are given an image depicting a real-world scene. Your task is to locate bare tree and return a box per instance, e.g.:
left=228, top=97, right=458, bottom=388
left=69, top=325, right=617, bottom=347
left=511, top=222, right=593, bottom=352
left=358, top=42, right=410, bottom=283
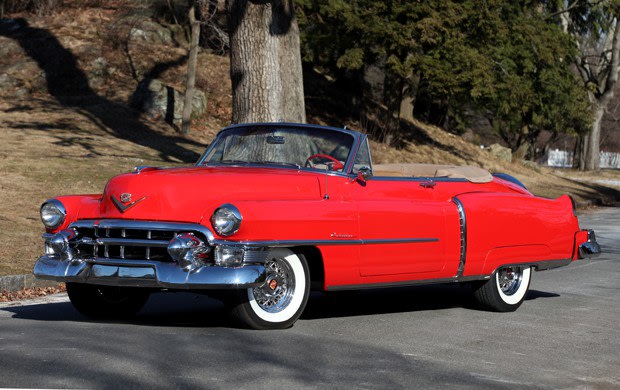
left=181, top=1, right=202, bottom=135
left=557, top=2, right=620, bottom=170
left=226, top=0, right=306, bottom=124
left=577, top=20, right=620, bottom=170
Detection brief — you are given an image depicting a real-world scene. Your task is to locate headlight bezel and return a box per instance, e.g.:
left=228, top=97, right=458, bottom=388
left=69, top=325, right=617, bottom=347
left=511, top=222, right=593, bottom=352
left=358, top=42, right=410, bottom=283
left=210, top=203, right=243, bottom=237
left=40, top=199, right=67, bottom=229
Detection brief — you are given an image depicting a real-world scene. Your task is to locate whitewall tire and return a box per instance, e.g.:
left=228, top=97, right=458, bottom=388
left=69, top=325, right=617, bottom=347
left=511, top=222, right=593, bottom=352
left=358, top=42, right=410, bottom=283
left=229, top=248, right=310, bottom=329
left=473, top=266, right=532, bottom=312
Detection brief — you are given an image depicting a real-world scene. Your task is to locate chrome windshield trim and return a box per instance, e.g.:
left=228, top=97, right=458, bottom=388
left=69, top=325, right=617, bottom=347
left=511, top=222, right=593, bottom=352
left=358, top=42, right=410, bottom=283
left=452, top=197, right=467, bottom=278
left=195, top=122, right=362, bottom=170
left=344, top=132, right=363, bottom=174
left=195, top=163, right=353, bottom=178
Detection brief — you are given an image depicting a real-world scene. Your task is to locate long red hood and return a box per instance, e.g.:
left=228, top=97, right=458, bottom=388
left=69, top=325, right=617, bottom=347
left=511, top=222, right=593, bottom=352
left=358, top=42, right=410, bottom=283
left=91, top=166, right=323, bottom=223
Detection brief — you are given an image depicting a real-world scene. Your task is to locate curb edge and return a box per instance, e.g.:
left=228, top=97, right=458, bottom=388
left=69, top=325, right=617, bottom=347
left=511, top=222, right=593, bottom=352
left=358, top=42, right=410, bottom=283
left=0, top=274, right=61, bottom=293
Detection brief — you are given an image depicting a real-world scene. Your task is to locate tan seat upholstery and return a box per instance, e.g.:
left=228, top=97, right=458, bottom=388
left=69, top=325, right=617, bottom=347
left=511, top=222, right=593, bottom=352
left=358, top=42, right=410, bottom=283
left=373, top=163, right=493, bottom=183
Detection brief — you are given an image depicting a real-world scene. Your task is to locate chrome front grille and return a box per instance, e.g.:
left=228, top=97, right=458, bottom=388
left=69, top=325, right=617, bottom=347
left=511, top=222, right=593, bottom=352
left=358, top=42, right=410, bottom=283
left=69, top=220, right=214, bottom=262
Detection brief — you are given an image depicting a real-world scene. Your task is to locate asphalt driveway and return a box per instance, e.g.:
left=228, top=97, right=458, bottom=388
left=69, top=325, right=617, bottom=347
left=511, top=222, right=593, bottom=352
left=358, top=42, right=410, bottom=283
left=0, top=208, right=618, bottom=389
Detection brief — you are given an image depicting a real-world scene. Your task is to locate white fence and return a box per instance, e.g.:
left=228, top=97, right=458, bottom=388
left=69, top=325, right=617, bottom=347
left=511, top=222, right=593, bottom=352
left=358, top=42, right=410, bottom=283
left=547, top=149, right=573, bottom=168
left=547, top=149, right=620, bottom=168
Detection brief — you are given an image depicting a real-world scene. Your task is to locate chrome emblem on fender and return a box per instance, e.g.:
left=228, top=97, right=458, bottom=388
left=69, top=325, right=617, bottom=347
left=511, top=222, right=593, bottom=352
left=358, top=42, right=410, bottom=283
left=111, top=193, right=147, bottom=213
left=120, top=193, right=132, bottom=203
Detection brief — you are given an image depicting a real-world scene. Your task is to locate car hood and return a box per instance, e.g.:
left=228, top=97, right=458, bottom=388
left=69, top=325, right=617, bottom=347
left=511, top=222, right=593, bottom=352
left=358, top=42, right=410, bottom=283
left=96, top=166, right=323, bottom=223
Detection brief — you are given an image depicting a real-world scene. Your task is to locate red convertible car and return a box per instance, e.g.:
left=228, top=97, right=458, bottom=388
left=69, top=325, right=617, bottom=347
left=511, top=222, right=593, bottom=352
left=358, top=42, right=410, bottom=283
left=34, top=123, right=600, bottom=329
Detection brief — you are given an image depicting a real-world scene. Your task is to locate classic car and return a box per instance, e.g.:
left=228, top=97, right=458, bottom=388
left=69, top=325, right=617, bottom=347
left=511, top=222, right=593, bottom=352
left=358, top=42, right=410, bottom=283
left=34, top=122, right=600, bottom=329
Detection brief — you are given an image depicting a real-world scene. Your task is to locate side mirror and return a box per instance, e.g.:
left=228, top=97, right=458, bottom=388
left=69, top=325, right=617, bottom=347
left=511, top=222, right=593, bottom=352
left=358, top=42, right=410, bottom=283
left=356, top=166, right=373, bottom=183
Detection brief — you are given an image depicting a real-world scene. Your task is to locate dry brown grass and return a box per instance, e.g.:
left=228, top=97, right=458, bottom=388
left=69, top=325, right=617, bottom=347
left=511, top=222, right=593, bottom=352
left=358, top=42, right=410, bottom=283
left=0, top=97, right=205, bottom=276
left=2, top=99, right=618, bottom=276
left=0, top=3, right=619, bottom=277
left=368, top=119, right=620, bottom=205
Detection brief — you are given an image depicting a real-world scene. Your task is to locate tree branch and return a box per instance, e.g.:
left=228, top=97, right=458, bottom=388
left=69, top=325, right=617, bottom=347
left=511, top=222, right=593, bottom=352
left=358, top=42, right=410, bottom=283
left=548, top=0, right=606, bottom=18
left=600, top=19, right=620, bottom=106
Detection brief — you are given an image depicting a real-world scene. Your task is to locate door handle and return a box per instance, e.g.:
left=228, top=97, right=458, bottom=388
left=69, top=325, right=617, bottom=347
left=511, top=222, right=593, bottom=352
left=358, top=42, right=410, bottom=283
left=420, top=180, right=436, bottom=188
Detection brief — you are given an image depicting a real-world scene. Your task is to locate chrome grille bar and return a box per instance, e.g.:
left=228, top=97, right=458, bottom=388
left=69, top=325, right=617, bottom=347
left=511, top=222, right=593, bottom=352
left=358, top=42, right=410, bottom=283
left=93, top=238, right=169, bottom=247
left=146, top=230, right=151, bottom=260
left=69, top=220, right=214, bottom=263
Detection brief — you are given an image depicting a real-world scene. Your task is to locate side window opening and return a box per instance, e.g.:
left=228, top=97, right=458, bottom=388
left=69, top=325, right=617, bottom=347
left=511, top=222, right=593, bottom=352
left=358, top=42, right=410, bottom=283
left=352, top=137, right=372, bottom=174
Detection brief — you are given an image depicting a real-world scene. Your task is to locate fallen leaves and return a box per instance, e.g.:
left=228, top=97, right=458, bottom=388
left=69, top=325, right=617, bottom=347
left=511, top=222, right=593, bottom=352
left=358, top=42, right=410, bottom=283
left=0, top=284, right=66, bottom=302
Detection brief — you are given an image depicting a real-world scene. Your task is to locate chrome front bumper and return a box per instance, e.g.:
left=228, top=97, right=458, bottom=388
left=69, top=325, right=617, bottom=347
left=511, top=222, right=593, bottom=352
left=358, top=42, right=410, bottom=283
left=33, top=255, right=267, bottom=289
left=578, top=230, right=601, bottom=259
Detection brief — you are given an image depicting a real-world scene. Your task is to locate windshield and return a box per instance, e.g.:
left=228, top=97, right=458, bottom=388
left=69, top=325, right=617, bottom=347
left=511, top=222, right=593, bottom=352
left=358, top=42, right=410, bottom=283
left=201, top=125, right=356, bottom=172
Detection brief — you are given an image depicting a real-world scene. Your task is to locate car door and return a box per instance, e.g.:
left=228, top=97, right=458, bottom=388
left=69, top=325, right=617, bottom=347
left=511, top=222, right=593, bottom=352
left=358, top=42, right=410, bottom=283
left=351, top=176, right=451, bottom=277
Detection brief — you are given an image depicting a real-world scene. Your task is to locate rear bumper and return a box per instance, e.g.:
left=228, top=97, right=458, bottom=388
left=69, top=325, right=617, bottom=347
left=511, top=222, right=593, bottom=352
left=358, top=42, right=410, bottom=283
left=33, top=255, right=267, bottom=289
left=578, top=229, right=601, bottom=259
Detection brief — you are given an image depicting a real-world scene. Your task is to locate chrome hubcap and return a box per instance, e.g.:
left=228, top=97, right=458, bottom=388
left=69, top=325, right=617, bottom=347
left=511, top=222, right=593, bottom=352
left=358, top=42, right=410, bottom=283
left=252, top=258, right=295, bottom=313
left=498, top=267, right=523, bottom=296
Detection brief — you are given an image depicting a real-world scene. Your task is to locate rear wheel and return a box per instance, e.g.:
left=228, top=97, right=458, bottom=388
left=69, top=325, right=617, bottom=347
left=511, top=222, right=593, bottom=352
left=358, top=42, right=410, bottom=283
left=66, top=283, right=150, bottom=319
left=228, top=248, right=310, bottom=329
left=473, top=266, right=532, bottom=312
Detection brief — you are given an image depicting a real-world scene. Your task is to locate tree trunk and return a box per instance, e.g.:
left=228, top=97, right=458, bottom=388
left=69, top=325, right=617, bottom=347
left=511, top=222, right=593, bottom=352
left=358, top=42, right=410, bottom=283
left=382, top=69, right=404, bottom=145
left=575, top=19, right=620, bottom=170
left=585, top=106, right=605, bottom=170
left=227, top=0, right=306, bottom=124
left=579, top=135, right=588, bottom=171
left=181, top=2, right=201, bottom=135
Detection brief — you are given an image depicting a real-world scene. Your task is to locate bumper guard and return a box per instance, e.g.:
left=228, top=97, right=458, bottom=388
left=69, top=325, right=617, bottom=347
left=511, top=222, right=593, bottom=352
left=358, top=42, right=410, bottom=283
left=578, top=229, right=601, bottom=259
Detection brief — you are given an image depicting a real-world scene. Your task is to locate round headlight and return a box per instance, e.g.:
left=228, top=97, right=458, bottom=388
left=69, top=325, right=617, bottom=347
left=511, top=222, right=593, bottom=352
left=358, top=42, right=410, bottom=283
left=211, top=204, right=242, bottom=236
left=40, top=199, right=66, bottom=229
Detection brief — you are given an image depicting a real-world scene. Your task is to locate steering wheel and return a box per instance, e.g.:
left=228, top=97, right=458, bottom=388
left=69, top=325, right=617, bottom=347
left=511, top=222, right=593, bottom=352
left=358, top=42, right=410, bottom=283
left=305, top=154, right=344, bottom=171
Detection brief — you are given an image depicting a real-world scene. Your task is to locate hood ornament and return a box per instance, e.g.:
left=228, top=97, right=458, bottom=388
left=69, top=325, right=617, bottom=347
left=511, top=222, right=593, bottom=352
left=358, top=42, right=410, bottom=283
left=111, top=193, right=147, bottom=213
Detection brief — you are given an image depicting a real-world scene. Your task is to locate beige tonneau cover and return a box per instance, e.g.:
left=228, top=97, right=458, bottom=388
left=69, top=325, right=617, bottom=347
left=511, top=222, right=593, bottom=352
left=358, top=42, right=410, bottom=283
left=373, top=163, right=493, bottom=183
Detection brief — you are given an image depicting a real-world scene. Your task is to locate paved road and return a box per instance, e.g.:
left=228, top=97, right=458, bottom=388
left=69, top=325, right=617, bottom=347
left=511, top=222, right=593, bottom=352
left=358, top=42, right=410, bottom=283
left=1, top=209, right=618, bottom=389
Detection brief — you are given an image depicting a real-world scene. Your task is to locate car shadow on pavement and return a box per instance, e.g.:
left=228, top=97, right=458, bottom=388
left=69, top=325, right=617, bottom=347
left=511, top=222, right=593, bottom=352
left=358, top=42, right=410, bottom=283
left=2, top=292, right=236, bottom=328
left=2, top=287, right=561, bottom=327
left=302, top=285, right=560, bottom=320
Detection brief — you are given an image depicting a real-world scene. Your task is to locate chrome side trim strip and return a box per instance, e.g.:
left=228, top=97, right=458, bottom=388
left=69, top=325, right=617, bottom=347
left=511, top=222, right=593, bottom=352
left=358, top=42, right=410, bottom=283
left=213, top=238, right=440, bottom=247
left=489, top=259, right=572, bottom=275
left=67, top=220, right=438, bottom=248
left=530, top=259, right=572, bottom=271
left=452, top=197, right=467, bottom=278
left=327, top=259, right=573, bottom=291
left=327, top=277, right=461, bottom=291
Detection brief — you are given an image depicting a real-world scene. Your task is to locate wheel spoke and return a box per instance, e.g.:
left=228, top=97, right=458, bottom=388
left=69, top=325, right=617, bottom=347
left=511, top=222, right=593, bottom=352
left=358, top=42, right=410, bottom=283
left=498, top=267, right=523, bottom=295
left=252, top=257, right=296, bottom=313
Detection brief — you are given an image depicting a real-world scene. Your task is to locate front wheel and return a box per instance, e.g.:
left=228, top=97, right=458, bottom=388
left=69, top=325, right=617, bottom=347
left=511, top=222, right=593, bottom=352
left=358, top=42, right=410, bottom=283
left=228, top=248, right=310, bottom=329
left=473, top=266, right=532, bottom=312
left=66, top=283, right=150, bottom=319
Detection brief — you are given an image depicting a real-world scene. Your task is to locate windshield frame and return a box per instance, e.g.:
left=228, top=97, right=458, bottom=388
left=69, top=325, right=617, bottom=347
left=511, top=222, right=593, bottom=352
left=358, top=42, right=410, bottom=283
left=195, top=123, right=364, bottom=175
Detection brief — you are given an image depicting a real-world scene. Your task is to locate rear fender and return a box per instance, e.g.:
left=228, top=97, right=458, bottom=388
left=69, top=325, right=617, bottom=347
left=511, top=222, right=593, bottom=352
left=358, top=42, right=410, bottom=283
left=458, top=193, right=579, bottom=277
left=482, top=245, right=553, bottom=274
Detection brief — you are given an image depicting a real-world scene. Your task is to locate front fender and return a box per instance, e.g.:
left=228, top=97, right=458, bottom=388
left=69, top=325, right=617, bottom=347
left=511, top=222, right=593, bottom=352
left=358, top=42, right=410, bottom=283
left=200, top=200, right=359, bottom=242
left=45, top=194, right=101, bottom=234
